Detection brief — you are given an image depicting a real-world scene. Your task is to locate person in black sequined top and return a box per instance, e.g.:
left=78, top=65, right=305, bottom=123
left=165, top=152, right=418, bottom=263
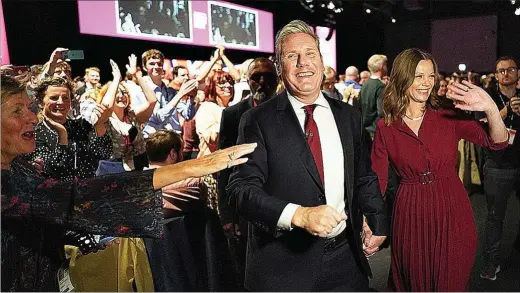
left=30, top=77, right=112, bottom=181
left=0, top=74, right=257, bottom=291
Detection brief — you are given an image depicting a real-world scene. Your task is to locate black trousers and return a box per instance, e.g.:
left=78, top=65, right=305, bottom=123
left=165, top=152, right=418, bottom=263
left=482, top=161, right=520, bottom=266
left=314, top=226, right=369, bottom=292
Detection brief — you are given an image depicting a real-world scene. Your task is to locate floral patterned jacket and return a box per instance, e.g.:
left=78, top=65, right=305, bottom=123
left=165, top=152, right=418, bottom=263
left=1, top=160, right=163, bottom=291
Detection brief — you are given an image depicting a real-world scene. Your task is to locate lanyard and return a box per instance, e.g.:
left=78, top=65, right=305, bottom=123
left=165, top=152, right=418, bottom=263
left=496, top=84, right=517, bottom=128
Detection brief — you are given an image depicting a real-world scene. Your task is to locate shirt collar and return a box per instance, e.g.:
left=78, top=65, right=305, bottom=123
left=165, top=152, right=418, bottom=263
left=370, top=75, right=380, bottom=80
left=286, top=90, right=330, bottom=112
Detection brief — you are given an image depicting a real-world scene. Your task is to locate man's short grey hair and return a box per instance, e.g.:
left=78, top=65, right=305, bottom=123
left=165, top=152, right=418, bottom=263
left=345, top=66, right=359, bottom=77
left=275, top=20, right=320, bottom=73
left=367, top=54, right=387, bottom=74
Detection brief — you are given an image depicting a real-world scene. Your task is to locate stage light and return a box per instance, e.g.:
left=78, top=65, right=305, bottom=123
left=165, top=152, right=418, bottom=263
left=515, top=7, right=520, bottom=15
left=391, top=18, right=396, bottom=23
left=458, top=63, right=467, bottom=72
left=327, top=1, right=335, bottom=9
left=321, top=3, right=326, bottom=8
left=309, top=4, right=314, bottom=8
left=366, top=8, right=371, bottom=13
left=305, top=0, right=313, bottom=3
left=511, top=0, right=516, bottom=4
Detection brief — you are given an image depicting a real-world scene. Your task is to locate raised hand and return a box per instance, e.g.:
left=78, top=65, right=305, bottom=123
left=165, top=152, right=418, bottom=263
left=212, top=47, right=222, bottom=61
left=216, top=44, right=225, bottom=56
left=110, top=59, right=122, bottom=82
left=125, top=54, right=141, bottom=78
left=50, top=47, right=69, bottom=62
left=95, top=103, right=112, bottom=125
left=448, top=80, right=497, bottom=113
left=292, top=205, right=348, bottom=238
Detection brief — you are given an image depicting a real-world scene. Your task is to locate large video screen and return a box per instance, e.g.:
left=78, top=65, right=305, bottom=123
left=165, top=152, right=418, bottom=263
left=209, top=1, right=258, bottom=49
left=0, top=0, right=10, bottom=65
left=78, top=0, right=274, bottom=53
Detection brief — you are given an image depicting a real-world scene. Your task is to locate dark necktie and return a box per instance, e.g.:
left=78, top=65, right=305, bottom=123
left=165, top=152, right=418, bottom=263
left=303, top=105, right=324, bottom=184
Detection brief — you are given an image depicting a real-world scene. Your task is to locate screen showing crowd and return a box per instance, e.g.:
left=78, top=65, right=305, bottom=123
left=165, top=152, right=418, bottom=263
left=117, top=0, right=191, bottom=39
left=209, top=2, right=258, bottom=47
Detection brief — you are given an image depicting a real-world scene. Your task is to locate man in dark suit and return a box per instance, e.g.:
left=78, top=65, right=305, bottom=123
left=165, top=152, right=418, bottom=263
left=226, top=20, right=389, bottom=291
left=218, top=57, right=278, bottom=287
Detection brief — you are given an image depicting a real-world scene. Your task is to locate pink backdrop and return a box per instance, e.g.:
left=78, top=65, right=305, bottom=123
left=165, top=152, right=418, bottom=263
left=315, top=26, right=337, bottom=71
left=78, top=0, right=274, bottom=53
left=0, top=0, right=10, bottom=65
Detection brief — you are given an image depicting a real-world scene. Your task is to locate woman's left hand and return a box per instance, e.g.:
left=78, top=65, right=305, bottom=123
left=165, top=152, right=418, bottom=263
left=447, top=80, right=496, bottom=113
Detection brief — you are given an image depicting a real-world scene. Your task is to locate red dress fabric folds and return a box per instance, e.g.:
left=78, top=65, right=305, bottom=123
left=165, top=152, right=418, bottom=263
left=371, top=107, right=507, bottom=291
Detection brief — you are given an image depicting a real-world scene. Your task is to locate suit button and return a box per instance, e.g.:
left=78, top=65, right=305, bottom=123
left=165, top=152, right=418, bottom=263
left=318, top=194, right=326, bottom=201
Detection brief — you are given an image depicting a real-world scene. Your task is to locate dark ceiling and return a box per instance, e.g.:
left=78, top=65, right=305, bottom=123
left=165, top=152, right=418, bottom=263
left=227, top=0, right=517, bottom=27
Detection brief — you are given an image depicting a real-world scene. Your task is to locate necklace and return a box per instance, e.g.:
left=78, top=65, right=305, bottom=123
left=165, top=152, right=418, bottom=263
left=404, top=110, right=426, bottom=121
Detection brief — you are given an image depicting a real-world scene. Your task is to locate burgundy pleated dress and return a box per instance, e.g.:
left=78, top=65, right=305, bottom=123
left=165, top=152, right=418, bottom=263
left=371, top=106, right=507, bottom=291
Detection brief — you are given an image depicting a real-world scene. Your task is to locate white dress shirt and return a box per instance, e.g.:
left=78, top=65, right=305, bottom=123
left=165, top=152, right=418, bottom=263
left=276, top=91, right=346, bottom=238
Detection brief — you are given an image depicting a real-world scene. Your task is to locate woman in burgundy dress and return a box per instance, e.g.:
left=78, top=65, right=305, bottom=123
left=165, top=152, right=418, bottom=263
left=371, top=48, right=509, bottom=291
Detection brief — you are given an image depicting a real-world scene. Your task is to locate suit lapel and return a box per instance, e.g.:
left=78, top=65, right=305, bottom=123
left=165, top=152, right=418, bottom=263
left=276, top=92, right=324, bottom=193
left=328, top=100, right=354, bottom=204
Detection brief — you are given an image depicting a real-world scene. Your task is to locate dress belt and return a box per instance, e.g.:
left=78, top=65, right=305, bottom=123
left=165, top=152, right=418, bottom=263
left=400, top=172, right=453, bottom=185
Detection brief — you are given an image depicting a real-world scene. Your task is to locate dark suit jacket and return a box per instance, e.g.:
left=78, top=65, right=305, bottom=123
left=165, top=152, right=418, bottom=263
left=226, top=91, right=389, bottom=291
left=218, top=97, right=255, bottom=226
left=360, top=78, right=385, bottom=138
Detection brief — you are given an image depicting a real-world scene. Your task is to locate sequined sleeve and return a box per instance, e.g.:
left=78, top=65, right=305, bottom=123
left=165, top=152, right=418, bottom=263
left=1, top=169, right=163, bottom=238
left=81, top=119, right=113, bottom=160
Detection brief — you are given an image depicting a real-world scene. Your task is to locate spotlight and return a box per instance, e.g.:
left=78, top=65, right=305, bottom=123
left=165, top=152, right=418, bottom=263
left=511, top=0, right=516, bottom=4
left=321, top=3, right=325, bottom=7
left=391, top=18, right=396, bottom=23
left=305, top=0, right=313, bottom=2
left=366, top=8, right=371, bottom=13
left=458, top=63, right=467, bottom=72
left=309, top=4, right=314, bottom=8
left=327, top=1, right=335, bottom=9
left=515, top=7, right=520, bottom=15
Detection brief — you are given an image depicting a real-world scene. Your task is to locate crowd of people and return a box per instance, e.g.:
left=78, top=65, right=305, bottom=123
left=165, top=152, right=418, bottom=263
left=1, top=18, right=519, bottom=292
left=118, top=0, right=191, bottom=38
left=210, top=5, right=257, bottom=47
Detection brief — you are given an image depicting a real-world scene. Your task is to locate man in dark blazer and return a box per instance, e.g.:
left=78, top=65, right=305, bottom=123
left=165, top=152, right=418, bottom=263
left=226, top=20, right=389, bottom=291
left=218, top=57, right=279, bottom=235
left=218, top=57, right=278, bottom=288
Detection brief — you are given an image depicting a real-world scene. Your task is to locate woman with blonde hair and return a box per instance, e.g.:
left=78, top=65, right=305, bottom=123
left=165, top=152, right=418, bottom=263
left=370, top=48, right=508, bottom=291
left=96, top=54, right=157, bottom=173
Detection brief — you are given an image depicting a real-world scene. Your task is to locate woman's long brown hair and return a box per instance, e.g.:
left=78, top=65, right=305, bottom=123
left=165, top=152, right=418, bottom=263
left=382, top=48, right=443, bottom=125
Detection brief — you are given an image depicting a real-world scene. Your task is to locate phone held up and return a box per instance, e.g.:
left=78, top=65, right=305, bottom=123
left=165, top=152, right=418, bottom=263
left=63, top=50, right=85, bottom=61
